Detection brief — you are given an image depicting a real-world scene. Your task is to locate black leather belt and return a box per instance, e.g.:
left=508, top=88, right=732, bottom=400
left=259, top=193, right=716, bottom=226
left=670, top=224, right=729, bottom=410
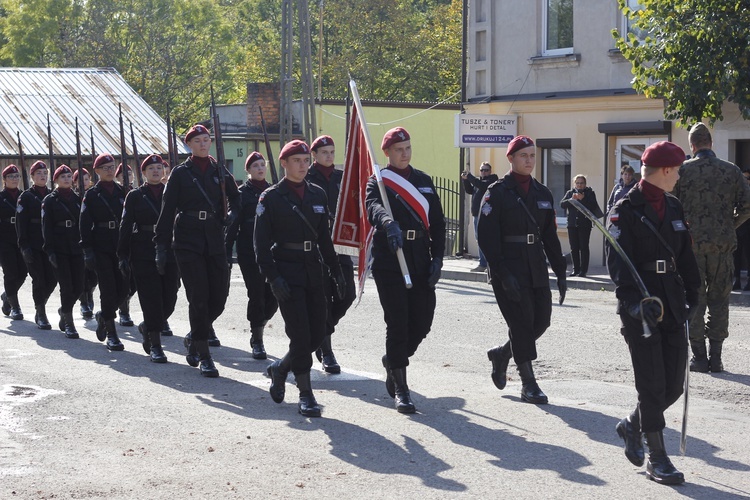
left=504, top=234, right=536, bottom=244
left=1, top=217, right=15, bottom=224
left=96, top=221, right=118, bottom=229
left=402, top=230, right=425, bottom=240
left=57, top=220, right=76, bottom=228
left=29, top=218, right=41, bottom=224
left=640, top=259, right=676, bottom=274
left=182, top=210, right=215, bottom=220
left=279, top=241, right=315, bottom=251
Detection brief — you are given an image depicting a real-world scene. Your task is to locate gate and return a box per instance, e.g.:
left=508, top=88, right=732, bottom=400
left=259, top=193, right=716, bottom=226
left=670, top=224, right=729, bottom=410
left=433, top=176, right=463, bottom=257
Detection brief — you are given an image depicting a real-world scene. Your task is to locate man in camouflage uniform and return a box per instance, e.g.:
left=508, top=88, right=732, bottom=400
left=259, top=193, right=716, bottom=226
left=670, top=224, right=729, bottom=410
left=673, top=123, right=750, bottom=373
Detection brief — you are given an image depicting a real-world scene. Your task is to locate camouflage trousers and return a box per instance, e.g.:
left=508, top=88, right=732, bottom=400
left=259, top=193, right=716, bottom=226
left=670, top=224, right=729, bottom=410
left=690, top=251, right=733, bottom=342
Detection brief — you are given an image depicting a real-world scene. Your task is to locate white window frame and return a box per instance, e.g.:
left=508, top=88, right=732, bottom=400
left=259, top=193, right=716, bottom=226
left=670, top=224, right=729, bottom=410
left=620, top=0, right=648, bottom=41
left=542, top=0, right=574, bottom=56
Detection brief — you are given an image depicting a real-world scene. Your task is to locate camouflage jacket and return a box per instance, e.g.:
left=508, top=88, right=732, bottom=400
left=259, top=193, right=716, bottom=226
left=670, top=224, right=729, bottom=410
left=673, top=149, right=750, bottom=253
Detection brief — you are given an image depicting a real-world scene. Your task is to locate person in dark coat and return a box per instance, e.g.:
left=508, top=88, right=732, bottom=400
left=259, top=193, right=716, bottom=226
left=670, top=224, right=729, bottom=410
left=479, top=135, right=567, bottom=405
left=73, top=168, right=97, bottom=320
left=733, top=167, right=750, bottom=290
left=42, top=165, right=84, bottom=339
left=560, top=174, right=604, bottom=277
left=154, top=124, right=240, bottom=377
left=16, top=160, right=57, bottom=329
left=114, top=163, right=136, bottom=327
left=607, top=164, right=637, bottom=213
left=462, top=161, right=498, bottom=271
left=366, top=127, right=446, bottom=414
left=607, top=141, right=700, bottom=485
left=119, top=155, right=180, bottom=363
left=225, top=151, right=278, bottom=360
left=0, top=165, right=27, bottom=320
left=256, top=140, right=346, bottom=417
left=306, top=135, right=357, bottom=374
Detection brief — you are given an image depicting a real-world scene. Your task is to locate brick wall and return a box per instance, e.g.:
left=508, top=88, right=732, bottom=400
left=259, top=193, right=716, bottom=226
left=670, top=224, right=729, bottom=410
left=247, top=83, right=280, bottom=132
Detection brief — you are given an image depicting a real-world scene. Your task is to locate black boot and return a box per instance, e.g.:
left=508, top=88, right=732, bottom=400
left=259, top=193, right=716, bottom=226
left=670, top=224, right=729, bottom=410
left=518, top=361, right=548, bottom=404
left=391, top=366, right=416, bottom=414
left=207, top=327, right=221, bottom=347
left=148, top=331, right=167, bottom=363
left=61, top=310, right=79, bottom=339
left=317, top=335, right=341, bottom=374
left=87, top=291, right=95, bottom=316
left=689, top=339, right=709, bottom=373
left=94, top=311, right=107, bottom=341
left=733, top=278, right=742, bottom=290
left=295, top=371, right=321, bottom=417
left=266, top=354, right=290, bottom=403
left=138, top=322, right=151, bottom=354
left=105, top=319, right=124, bottom=351
left=118, top=299, right=134, bottom=326
left=645, top=431, right=685, bottom=484
left=1, top=291, right=10, bottom=316
left=382, top=355, right=395, bottom=398
left=79, top=292, right=93, bottom=319
left=615, top=415, right=644, bottom=467
left=35, top=304, right=51, bottom=330
left=7, top=294, right=23, bottom=320
left=250, top=325, right=267, bottom=360
left=194, top=340, right=219, bottom=377
left=487, top=342, right=512, bottom=390
left=709, top=339, right=724, bottom=373
left=185, top=332, right=199, bottom=367
left=58, top=307, right=65, bottom=331
left=161, top=320, right=173, bottom=336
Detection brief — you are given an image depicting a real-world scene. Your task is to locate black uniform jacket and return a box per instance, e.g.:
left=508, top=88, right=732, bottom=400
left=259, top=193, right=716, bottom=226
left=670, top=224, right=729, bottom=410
left=155, top=157, right=240, bottom=256
left=42, top=190, right=82, bottom=256
left=254, top=180, right=340, bottom=287
left=477, top=174, right=566, bottom=288
left=225, top=180, right=268, bottom=257
left=463, top=172, right=499, bottom=217
left=16, top=186, right=51, bottom=251
left=366, top=166, right=446, bottom=278
left=79, top=182, right=126, bottom=254
left=606, top=184, right=700, bottom=324
left=306, top=163, right=342, bottom=229
left=0, top=189, right=20, bottom=247
left=119, top=184, right=172, bottom=262
left=560, top=187, right=604, bottom=227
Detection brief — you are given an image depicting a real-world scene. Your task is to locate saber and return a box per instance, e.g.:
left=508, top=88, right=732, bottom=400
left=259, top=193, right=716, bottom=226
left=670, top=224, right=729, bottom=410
left=681, top=319, right=689, bottom=455
left=567, top=198, right=662, bottom=337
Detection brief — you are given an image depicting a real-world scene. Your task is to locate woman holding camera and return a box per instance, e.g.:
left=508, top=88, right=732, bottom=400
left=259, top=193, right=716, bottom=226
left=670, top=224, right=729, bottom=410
left=560, top=174, right=603, bottom=278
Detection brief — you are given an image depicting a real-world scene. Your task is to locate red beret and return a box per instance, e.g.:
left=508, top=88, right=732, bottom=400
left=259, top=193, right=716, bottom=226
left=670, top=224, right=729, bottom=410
left=245, top=151, right=264, bottom=170
left=381, top=127, right=410, bottom=150
left=279, top=140, right=310, bottom=160
left=29, top=160, right=47, bottom=176
left=93, top=153, right=115, bottom=169
left=72, top=168, right=88, bottom=182
left=115, top=163, right=133, bottom=178
left=140, top=154, right=164, bottom=171
left=507, top=136, right=535, bottom=156
left=162, top=159, right=170, bottom=168
left=185, top=124, right=210, bottom=142
left=2, top=164, right=19, bottom=178
left=641, top=141, right=685, bottom=168
left=53, top=164, right=72, bottom=181
left=310, top=135, right=334, bottom=151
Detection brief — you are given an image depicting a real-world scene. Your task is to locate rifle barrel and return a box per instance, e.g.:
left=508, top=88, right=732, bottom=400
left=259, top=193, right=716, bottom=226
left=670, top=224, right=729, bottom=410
left=16, top=131, right=29, bottom=190
left=118, top=104, right=130, bottom=191
left=130, top=121, right=143, bottom=185
left=75, top=118, right=85, bottom=200
left=210, top=86, right=229, bottom=220
left=259, top=106, right=279, bottom=183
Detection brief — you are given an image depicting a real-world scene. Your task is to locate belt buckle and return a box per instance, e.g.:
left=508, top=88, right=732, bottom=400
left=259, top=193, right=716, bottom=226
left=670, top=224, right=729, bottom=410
left=65, top=220, right=73, bottom=228
left=656, top=259, right=667, bottom=273
left=198, top=211, right=207, bottom=220
left=527, top=234, right=535, bottom=244
left=406, top=230, right=416, bottom=240
left=9, top=216, right=15, bottom=224
left=304, top=241, right=312, bottom=251
left=108, top=220, right=116, bottom=229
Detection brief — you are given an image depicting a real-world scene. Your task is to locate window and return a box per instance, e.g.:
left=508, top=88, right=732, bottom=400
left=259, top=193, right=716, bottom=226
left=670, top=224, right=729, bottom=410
left=621, top=0, right=647, bottom=41
left=543, top=0, right=573, bottom=56
left=476, top=30, right=487, bottom=62
left=539, top=143, right=571, bottom=224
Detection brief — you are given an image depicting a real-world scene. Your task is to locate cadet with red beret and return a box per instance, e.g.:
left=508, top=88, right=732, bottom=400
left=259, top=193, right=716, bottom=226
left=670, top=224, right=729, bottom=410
left=42, top=165, right=84, bottom=338
left=0, top=165, right=28, bottom=320
left=73, top=168, right=97, bottom=319
left=16, top=160, right=57, bottom=329
left=256, top=140, right=346, bottom=417
left=113, top=162, right=137, bottom=327
left=607, top=141, right=700, bottom=485
left=306, top=135, right=356, bottom=374
left=365, top=127, right=446, bottom=414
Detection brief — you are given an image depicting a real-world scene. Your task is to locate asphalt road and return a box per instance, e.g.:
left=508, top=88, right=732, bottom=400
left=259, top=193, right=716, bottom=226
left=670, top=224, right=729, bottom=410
left=2, top=271, right=749, bottom=499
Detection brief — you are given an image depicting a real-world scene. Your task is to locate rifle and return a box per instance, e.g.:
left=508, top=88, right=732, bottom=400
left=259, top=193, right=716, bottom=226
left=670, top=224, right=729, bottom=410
left=118, top=104, right=130, bottom=192
left=75, top=118, right=85, bottom=201
left=130, top=121, right=143, bottom=185
left=16, top=131, right=29, bottom=190
left=209, top=85, right=228, bottom=220
left=258, top=106, right=279, bottom=183
left=166, top=104, right=176, bottom=168
left=47, top=114, right=55, bottom=189
left=172, top=126, right=179, bottom=166
left=90, top=125, right=98, bottom=182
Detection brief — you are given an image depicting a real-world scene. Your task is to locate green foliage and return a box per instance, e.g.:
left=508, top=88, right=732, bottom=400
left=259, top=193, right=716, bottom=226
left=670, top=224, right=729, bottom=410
left=614, top=0, right=750, bottom=125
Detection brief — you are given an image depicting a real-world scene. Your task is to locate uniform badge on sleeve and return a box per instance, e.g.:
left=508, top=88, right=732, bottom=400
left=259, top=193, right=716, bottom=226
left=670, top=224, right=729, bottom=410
left=16, top=203, right=23, bottom=213
left=481, top=202, right=492, bottom=216
left=256, top=203, right=265, bottom=216
left=313, top=205, right=325, bottom=214
left=418, top=187, right=434, bottom=194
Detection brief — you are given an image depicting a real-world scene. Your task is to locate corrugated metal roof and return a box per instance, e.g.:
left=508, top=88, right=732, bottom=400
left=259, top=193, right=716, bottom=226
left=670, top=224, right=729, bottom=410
left=0, top=67, right=188, bottom=159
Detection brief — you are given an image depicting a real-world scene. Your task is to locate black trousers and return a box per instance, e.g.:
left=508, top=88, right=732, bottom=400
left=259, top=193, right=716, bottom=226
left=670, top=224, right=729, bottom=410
left=0, top=243, right=27, bottom=296
left=490, top=282, right=552, bottom=365
left=176, top=251, right=229, bottom=341
left=373, top=269, right=436, bottom=369
left=322, top=255, right=356, bottom=335
left=83, top=268, right=97, bottom=296
left=620, top=313, right=687, bottom=433
left=95, top=251, right=128, bottom=320
left=277, top=280, right=328, bottom=375
left=132, top=259, right=180, bottom=332
left=237, top=252, right=278, bottom=328
left=568, top=224, right=592, bottom=274
left=27, top=248, right=57, bottom=306
left=54, top=253, right=85, bottom=313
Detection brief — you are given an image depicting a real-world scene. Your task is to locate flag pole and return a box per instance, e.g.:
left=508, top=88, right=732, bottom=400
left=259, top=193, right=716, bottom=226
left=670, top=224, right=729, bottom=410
left=348, top=79, right=412, bottom=289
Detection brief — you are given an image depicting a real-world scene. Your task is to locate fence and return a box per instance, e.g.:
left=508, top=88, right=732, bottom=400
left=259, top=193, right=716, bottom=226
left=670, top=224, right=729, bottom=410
left=433, top=176, right=463, bottom=257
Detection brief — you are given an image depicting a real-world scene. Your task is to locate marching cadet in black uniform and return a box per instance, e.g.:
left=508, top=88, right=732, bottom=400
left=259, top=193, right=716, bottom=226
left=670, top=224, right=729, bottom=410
left=80, top=153, right=128, bottom=350
left=73, top=168, right=96, bottom=319
left=16, top=161, right=57, bottom=329
left=478, top=135, right=567, bottom=405
left=43, top=165, right=84, bottom=339
left=256, top=140, right=346, bottom=417
left=155, top=124, right=240, bottom=377
left=114, top=163, right=136, bottom=327
left=225, top=151, right=278, bottom=359
left=307, top=135, right=357, bottom=374
left=366, top=127, right=446, bottom=414
left=1, top=165, right=27, bottom=320
left=607, top=141, right=700, bottom=485
left=119, top=155, right=179, bottom=363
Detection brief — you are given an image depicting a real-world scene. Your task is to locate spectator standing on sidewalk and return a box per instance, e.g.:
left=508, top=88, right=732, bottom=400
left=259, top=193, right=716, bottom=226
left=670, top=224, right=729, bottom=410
left=560, top=174, right=604, bottom=278
left=462, top=162, right=498, bottom=272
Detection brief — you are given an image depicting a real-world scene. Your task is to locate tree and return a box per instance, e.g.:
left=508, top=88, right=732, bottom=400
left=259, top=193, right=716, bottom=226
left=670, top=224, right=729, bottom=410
left=614, top=0, right=750, bottom=125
